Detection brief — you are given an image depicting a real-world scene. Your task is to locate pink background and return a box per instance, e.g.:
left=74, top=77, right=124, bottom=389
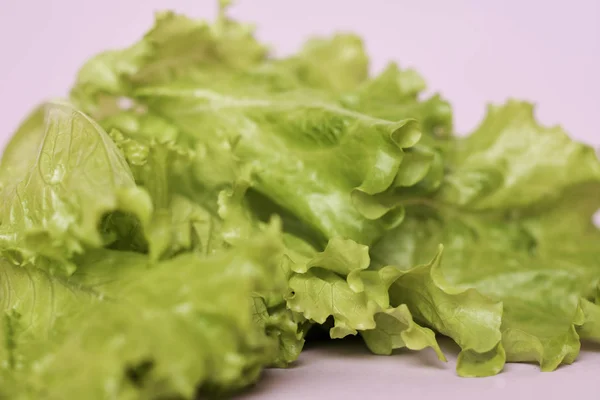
left=1, top=1, right=600, bottom=399
left=1, top=0, right=599, bottom=145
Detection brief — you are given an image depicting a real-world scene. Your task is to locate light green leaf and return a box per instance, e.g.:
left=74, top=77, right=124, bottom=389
left=0, top=230, right=295, bottom=399
left=342, top=63, right=453, bottom=139
left=386, top=248, right=505, bottom=377
left=146, top=194, right=219, bottom=260
left=579, top=296, right=600, bottom=343
left=0, top=106, right=46, bottom=184
left=285, top=239, right=383, bottom=338
left=291, top=237, right=370, bottom=275
left=128, top=85, right=424, bottom=245
left=361, top=304, right=446, bottom=360
left=3, top=5, right=599, bottom=393
left=285, top=237, right=445, bottom=364
left=281, top=34, right=369, bottom=92
left=71, top=9, right=268, bottom=116
left=251, top=297, right=307, bottom=368
left=103, top=115, right=239, bottom=259
left=0, top=103, right=152, bottom=272
left=68, top=12, right=450, bottom=247
left=439, top=100, right=600, bottom=209
left=373, top=101, right=600, bottom=376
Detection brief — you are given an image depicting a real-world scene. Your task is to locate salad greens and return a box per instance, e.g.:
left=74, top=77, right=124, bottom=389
left=1, top=3, right=600, bottom=398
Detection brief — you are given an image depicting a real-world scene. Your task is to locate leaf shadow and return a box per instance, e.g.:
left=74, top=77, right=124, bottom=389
left=581, top=340, right=600, bottom=353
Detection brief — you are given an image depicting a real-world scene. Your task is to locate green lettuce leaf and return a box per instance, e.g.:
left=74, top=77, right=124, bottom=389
left=279, top=34, right=369, bottom=93
left=341, top=63, right=453, bottom=140
left=439, top=101, right=600, bottom=209
left=68, top=11, right=452, bottom=247
left=285, top=237, right=445, bottom=360
left=373, top=101, right=600, bottom=375
left=0, top=227, right=303, bottom=399
left=71, top=5, right=268, bottom=116
left=80, top=69, right=425, bottom=247
left=2, top=4, right=599, bottom=396
left=361, top=304, right=446, bottom=360
left=105, top=121, right=224, bottom=259
left=251, top=297, right=308, bottom=368
left=385, top=247, right=505, bottom=376
left=0, top=103, right=152, bottom=272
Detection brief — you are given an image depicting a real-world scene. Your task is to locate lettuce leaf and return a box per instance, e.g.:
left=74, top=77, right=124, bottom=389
left=69, top=12, right=451, bottom=247
left=1, top=4, right=600, bottom=397
left=285, top=237, right=445, bottom=360
left=71, top=7, right=268, bottom=115
left=0, top=103, right=152, bottom=272
left=0, top=228, right=303, bottom=399
left=373, top=101, right=600, bottom=375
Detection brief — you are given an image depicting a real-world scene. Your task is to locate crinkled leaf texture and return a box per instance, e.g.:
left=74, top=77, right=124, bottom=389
left=1, top=5, right=599, bottom=398
left=66, top=10, right=600, bottom=381
left=135, top=85, right=426, bottom=246
left=373, top=101, right=600, bottom=376
left=285, top=237, right=445, bottom=360
left=0, top=103, right=152, bottom=272
left=69, top=11, right=449, bottom=248
left=387, top=248, right=504, bottom=376
left=0, top=228, right=303, bottom=400
left=0, top=100, right=304, bottom=398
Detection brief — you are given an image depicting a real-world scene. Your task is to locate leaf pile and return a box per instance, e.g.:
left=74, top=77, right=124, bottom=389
left=1, top=4, right=600, bottom=399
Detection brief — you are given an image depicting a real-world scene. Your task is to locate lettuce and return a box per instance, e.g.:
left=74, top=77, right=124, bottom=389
left=1, top=3, right=599, bottom=398
left=373, top=101, right=600, bottom=374
left=0, top=103, right=152, bottom=273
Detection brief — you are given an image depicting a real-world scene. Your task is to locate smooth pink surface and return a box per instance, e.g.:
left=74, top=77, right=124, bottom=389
left=238, top=339, right=600, bottom=400
left=1, top=1, right=600, bottom=399
left=1, top=0, right=599, bottom=144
